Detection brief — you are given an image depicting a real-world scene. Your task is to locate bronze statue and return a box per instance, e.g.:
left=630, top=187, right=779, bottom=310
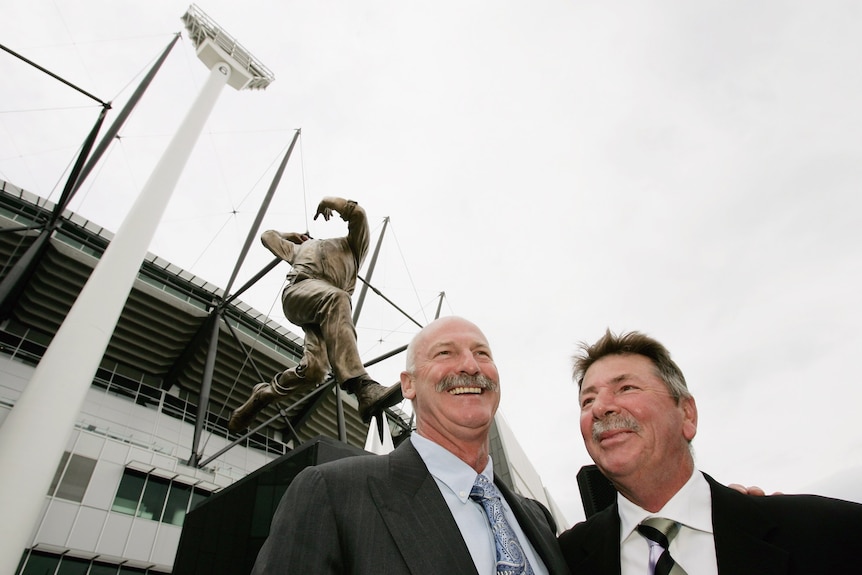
left=228, top=197, right=402, bottom=432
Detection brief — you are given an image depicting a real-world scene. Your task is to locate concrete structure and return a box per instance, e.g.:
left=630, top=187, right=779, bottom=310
left=0, top=181, right=565, bottom=573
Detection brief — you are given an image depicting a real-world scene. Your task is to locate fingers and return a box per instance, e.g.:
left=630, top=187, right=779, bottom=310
left=728, top=483, right=768, bottom=497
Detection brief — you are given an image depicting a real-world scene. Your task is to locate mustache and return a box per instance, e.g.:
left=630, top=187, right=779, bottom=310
left=592, top=413, right=640, bottom=442
left=436, top=373, right=499, bottom=393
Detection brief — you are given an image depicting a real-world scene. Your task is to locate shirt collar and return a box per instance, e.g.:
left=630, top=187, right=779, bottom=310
left=411, top=433, right=494, bottom=503
left=618, top=469, right=714, bottom=543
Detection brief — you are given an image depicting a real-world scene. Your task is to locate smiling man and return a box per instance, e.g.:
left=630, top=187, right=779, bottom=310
left=251, top=316, right=570, bottom=575
left=558, top=329, right=862, bottom=575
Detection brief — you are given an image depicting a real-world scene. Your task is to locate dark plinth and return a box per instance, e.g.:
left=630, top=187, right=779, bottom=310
left=577, top=464, right=617, bottom=518
left=173, top=436, right=368, bottom=575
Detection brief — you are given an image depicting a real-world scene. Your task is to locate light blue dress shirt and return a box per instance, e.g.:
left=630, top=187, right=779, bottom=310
left=411, top=433, right=549, bottom=575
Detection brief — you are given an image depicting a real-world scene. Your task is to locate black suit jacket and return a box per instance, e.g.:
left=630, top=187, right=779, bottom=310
left=253, top=439, right=571, bottom=575
left=558, top=472, right=862, bottom=574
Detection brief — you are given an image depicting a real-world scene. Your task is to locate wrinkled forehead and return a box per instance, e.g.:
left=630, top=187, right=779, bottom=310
left=414, top=317, right=490, bottom=356
left=580, top=353, right=657, bottom=390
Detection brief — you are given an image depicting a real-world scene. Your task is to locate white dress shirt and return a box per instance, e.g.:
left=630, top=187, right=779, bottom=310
left=619, top=469, right=718, bottom=575
left=411, top=434, right=549, bottom=575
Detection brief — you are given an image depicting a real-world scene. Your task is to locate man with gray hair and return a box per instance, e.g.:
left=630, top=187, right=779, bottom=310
left=558, top=329, right=862, bottom=574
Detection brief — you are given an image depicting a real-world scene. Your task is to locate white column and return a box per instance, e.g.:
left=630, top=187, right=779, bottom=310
left=0, top=62, right=232, bottom=573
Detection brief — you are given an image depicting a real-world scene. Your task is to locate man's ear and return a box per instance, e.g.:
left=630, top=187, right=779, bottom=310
left=400, top=371, right=415, bottom=400
left=682, top=395, right=697, bottom=441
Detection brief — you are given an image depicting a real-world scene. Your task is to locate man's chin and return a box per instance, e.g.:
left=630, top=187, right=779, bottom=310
left=590, top=449, right=639, bottom=479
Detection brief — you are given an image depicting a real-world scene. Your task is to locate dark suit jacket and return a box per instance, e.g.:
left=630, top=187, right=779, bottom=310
left=252, top=439, right=571, bottom=575
left=557, top=472, right=862, bottom=574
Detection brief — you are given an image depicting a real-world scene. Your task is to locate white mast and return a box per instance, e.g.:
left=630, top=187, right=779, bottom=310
left=0, top=6, right=273, bottom=571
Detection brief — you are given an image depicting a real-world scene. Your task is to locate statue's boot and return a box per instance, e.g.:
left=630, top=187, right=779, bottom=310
left=230, top=371, right=320, bottom=433
left=348, top=376, right=404, bottom=423
left=228, top=382, right=279, bottom=433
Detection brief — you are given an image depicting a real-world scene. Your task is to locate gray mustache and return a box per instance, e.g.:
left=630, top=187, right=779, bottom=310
left=592, top=414, right=640, bottom=442
left=436, top=373, right=499, bottom=393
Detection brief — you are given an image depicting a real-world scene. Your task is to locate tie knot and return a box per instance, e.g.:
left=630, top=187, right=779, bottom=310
left=470, top=473, right=500, bottom=501
left=637, top=517, right=681, bottom=549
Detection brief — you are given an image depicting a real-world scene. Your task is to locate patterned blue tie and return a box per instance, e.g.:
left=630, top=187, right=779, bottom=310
left=470, top=473, right=535, bottom=575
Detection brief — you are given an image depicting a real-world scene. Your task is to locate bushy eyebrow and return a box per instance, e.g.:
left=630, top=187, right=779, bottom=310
left=580, top=373, right=632, bottom=396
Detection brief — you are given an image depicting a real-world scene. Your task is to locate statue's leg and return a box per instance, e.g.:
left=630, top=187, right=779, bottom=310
left=310, top=284, right=403, bottom=422
left=313, top=286, right=365, bottom=383
left=281, top=278, right=403, bottom=423
left=228, top=316, right=329, bottom=433
left=272, top=325, right=328, bottom=395
left=228, top=378, right=279, bottom=433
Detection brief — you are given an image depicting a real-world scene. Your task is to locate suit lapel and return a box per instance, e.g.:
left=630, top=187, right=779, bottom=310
left=705, top=474, right=789, bottom=575
left=566, top=504, right=621, bottom=575
left=369, top=441, right=479, bottom=575
left=496, top=478, right=570, bottom=575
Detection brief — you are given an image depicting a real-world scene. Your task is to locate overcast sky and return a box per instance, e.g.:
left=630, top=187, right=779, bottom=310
left=3, top=0, right=862, bottom=524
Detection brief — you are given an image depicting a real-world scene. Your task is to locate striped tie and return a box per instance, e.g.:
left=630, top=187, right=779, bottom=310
left=636, top=517, right=687, bottom=575
left=470, top=474, right=535, bottom=575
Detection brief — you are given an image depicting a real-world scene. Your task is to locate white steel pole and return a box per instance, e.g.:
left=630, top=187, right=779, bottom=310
left=0, top=61, right=232, bottom=573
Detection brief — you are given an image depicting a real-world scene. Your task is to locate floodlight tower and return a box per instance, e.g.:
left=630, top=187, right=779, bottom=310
left=0, top=6, right=273, bottom=571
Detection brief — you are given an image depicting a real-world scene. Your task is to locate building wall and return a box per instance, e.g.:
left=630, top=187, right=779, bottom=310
left=0, top=354, right=281, bottom=573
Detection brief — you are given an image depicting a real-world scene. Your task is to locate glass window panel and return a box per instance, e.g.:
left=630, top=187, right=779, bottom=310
left=162, top=482, right=192, bottom=526
left=118, top=566, right=146, bottom=574
left=55, top=454, right=97, bottom=502
left=21, top=551, right=59, bottom=575
left=137, top=476, right=169, bottom=520
left=189, top=487, right=210, bottom=513
left=56, top=556, right=88, bottom=575
left=48, top=452, right=71, bottom=497
left=89, top=563, right=119, bottom=575
left=135, top=383, right=161, bottom=408
left=111, top=470, right=146, bottom=515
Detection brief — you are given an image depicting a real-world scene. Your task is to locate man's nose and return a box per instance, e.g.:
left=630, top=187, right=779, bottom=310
left=455, top=351, right=481, bottom=374
left=590, top=389, right=618, bottom=418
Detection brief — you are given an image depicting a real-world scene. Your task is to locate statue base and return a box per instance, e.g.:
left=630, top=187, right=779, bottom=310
left=174, top=436, right=368, bottom=574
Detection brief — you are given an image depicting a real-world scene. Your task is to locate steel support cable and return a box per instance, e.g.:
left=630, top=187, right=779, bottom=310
left=210, top=273, right=287, bottom=423
left=195, top=134, right=301, bottom=458
left=0, top=43, right=106, bottom=105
